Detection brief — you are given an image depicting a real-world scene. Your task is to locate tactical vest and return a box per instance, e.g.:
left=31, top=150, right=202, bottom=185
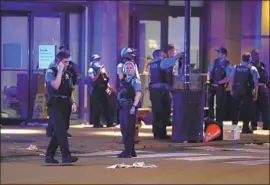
left=91, top=64, right=109, bottom=89
left=212, top=59, right=229, bottom=84
left=252, top=61, right=266, bottom=84
left=233, top=65, right=253, bottom=95
left=117, top=77, right=136, bottom=101
left=46, top=67, right=73, bottom=98
left=164, top=66, right=173, bottom=88
left=149, top=59, right=166, bottom=84
left=67, top=61, right=78, bottom=85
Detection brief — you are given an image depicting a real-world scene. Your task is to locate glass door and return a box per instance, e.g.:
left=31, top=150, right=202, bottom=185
left=1, top=15, right=30, bottom=122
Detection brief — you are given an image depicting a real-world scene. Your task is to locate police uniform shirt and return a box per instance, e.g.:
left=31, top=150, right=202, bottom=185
left=45, top=66, right=73, bottom=94
left=208, top=59, right=232, bottom=76
left=88, top=62, right=103, bottom=79
left=230, top=62, right=260, bottom=82
left=150, top=56, right=179, bottom=88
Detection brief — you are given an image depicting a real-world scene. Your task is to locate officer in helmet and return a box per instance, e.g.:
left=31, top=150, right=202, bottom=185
left=88, top=54, right=113, bottom=128
left=117, top=47, right=140, bottom=80
left=149, top=49, right=182, bottom=139
left=229, top=52, right=260, bottom=133
left=44, top=51, right=78, bottom=164
left=250, top=49, right=269, bottom=130
left=117, top=61, right=142, bottom=158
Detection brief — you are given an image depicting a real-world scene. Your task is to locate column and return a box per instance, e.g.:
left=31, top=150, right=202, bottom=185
left=225, top=0, right=242, bottom=64
left=206, top=1, right=227, bottom=63
left=261, top=0, right=270, bottom=73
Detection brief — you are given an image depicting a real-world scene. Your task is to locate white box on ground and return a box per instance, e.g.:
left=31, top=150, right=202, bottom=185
left=223, top=125, right=241, bottom=140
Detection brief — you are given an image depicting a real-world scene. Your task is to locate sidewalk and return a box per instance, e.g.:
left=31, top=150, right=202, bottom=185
left=1, top=124, right=269, bottom=158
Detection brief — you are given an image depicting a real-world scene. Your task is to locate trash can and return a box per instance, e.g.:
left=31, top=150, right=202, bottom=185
left=171, top=89, right=205, bottom=143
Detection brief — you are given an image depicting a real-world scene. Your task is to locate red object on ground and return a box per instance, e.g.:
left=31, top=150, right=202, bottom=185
left=204, top=123, right=221, bottom=142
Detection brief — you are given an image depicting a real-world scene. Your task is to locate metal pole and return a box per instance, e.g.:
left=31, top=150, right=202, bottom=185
left=184, top=0, right=191, bottom=90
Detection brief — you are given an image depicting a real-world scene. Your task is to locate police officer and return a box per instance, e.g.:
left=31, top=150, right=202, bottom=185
left=46, top=46, right=75, bottom=138
left=250, top=49, right=270, bottom=130
left=149, top=49, right=182, bottom=139
left=117, top=47, right=140, bottom=80
left=117, top=61, right=142, bottom=158
left=45, top=51, right=78, bottom=164
left=229, top=52, right=259, bottom=133
left=88, top=54, right=113, bottom=128
left=206, top=47, right=231, bottom=123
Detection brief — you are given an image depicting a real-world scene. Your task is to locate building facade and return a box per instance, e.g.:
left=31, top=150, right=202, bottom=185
left=1, top=0, right=269, bottom=124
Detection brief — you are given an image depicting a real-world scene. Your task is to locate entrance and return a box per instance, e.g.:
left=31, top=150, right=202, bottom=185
left=1, top=2, right=85, bottom=125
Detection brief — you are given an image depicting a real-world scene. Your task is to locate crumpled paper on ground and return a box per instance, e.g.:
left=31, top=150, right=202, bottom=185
left=26, top=144, right=38, bottom=151
left=107, top=162, right=157, bottom=169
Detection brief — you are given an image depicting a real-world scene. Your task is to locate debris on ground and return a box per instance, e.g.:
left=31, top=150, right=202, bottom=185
left=107, top=162, right=157, bottom=169
left=26, top=144, right=38, bottom=151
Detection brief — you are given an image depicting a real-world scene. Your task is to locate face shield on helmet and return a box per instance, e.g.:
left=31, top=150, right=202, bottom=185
left=120, top=47, right=137, bottom=60
left=91, top=54, right=101, bottom=61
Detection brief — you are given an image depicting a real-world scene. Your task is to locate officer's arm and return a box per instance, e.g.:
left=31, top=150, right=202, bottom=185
left=218, top=65, right=232, bottom=84
left=160, top=55, right=180, bottom=69
left=143, top=59, right=151, bottom=75
left=88, top=67, right=100, bottom=82
left=132, top=78, right=143, bottom=107
left=70, top=92, right=76, bottom=104
left=228, top=67, right=236, bottom=92
left=206, top=63, right=214, bottom=81
left=46, top=68, right=63, bottom=90
left=251, top=67, right=259, bottom=98
left=117, top=63, right=124, bottom=80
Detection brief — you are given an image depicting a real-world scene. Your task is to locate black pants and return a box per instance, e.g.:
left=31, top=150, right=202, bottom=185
left=207, top=86, right=227, bottom=122
left=225, top=91, right=233, bottom=120
left=119, top=103, right=136, bottom=154
left=46, top=98, right=71, bottom=158
left=149, top=86, right=171, bottom=137
left=251, top=86, right=269, bottom=129
left=231, top=93, right=252, bottom=131
left=90, top=87, right=112, bottom=127
left=46, top=105, right=71, bottom=135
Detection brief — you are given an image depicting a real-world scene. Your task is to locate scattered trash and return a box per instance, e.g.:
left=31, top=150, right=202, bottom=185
left=204, top=123, right=221, bottom=142
left=244, top=143, right=258, bottom=147
left=39, top=153, right=45, bottom=156
left=107, top=162, right=157, bottom=169
left=26, top=144, right=38, bottom=151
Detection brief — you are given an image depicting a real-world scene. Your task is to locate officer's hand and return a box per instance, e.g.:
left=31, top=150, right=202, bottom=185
left=106, top=88, right=111, bottom=95
left=253, top=94, right=258, bottom=101
left=71, top=103, right=77, bottom=113
left=130, top=106, right=136, bottom=115
left=59, top=62, right=65, bottom=72
left=212, top=84, right=219, bottom=88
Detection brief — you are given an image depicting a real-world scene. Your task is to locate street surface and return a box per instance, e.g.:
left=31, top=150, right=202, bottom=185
left=1, top=124, right=269, bottom=184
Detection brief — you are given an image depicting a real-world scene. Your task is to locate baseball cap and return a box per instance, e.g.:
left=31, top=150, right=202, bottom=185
left=215, top=47, right=227, bottom=55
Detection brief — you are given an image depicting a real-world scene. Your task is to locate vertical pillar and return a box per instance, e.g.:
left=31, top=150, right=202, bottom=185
left=261, top=0, right=270, bottom=73
left=184, top=0, right=191, bottom=90
left=225, top=0, right=242, bottom=64
left=206, top=1, right=227, bottom=63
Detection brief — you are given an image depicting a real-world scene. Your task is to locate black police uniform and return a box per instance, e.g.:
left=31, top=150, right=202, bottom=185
left=149, top=59, right=171, bottom=138
left=251, top=61, right=270, bottom=130
left=90, top=64, right=112, bottom=127
left=45, top=66, right=77, bottom=163
left=231, top=64, right=254, bottom=133
left=207, top=59, right=230, bottom=122
left=117, top=77, right=138, bottom=158
left=46, top=62, right=77, bottom=137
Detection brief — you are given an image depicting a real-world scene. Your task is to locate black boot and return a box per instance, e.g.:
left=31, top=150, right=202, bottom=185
left=62, top=156, right=78, bottom=164
left=117, top=151, right=131, bottom=158
left=45, top=156, right=59, bottom=164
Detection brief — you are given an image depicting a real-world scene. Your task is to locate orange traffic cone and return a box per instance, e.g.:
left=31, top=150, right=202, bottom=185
left=204, top=123, right=221, bottom=142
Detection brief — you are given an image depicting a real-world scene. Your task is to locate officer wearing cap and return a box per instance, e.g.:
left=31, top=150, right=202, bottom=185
left=149, top=49, right=182, bottom=139
left=206, top=47, right=232, bottom=123
left=117, top=47, right=140, bottom=80
left=250, top=49, right=269, bottom=130
left=117, top=61, right=142, bottom=158
left=88, top=54, right=113, bottom=128
left=44, top=51, right=78, bottom=164
left=229, top=52, right=259, bottom=133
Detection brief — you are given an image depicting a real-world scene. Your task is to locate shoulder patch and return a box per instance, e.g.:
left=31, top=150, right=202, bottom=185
left=46, top=69, right=53, bottom=73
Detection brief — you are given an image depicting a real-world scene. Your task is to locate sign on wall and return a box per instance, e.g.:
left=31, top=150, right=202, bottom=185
left=38, top=45, right=56, bottom=69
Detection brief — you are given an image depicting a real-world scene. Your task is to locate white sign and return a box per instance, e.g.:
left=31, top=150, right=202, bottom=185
left=39, top=45, right=55, bottom=69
